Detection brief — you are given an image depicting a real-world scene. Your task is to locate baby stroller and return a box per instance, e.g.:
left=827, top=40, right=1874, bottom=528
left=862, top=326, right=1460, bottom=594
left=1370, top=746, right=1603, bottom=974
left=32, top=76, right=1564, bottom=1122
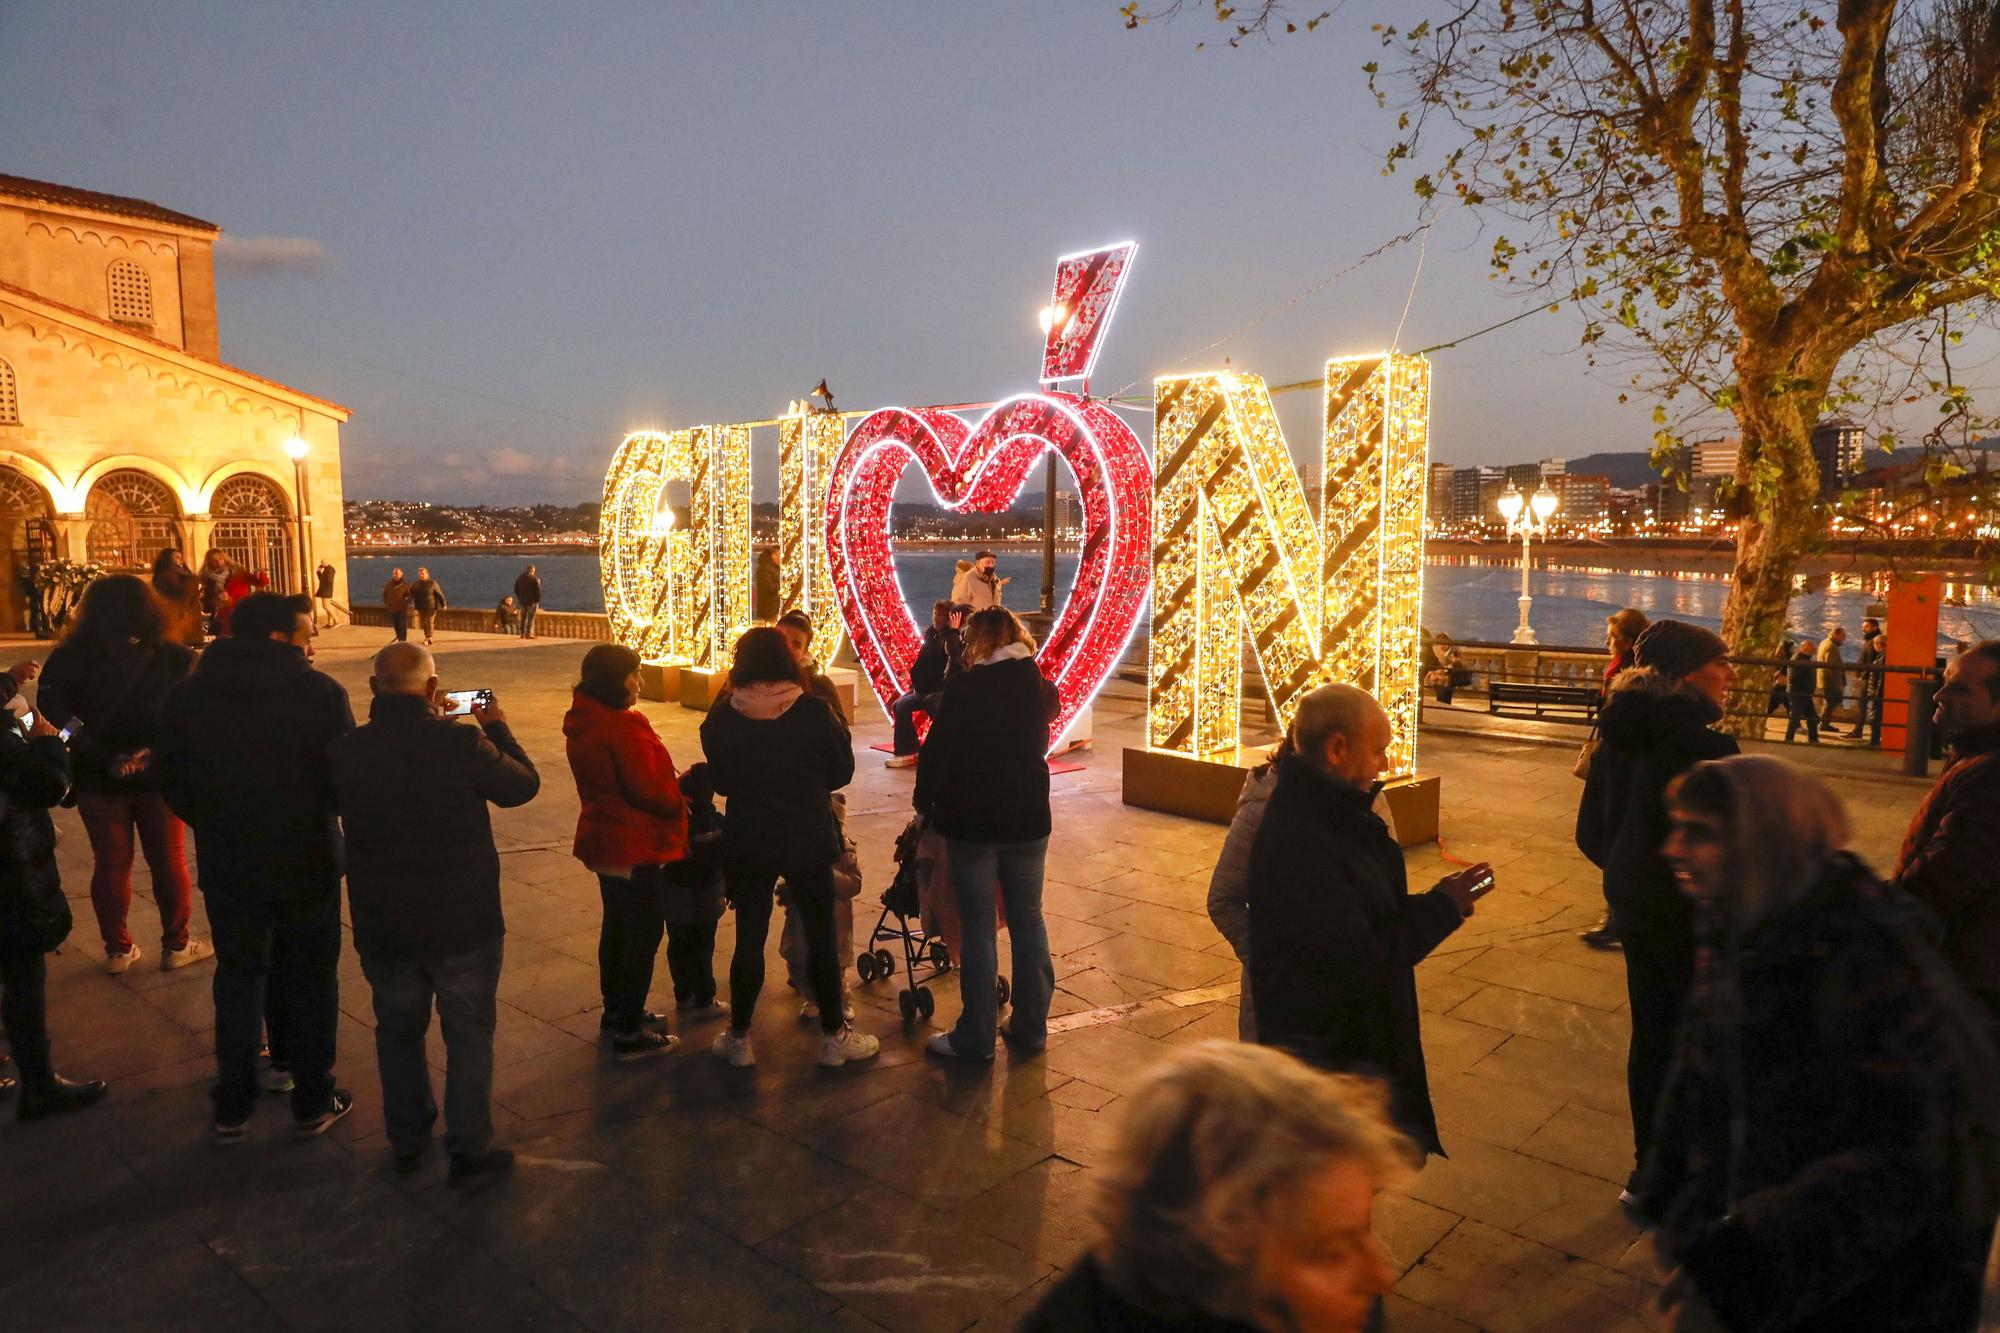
left=859, top=815, right=1010, bottom=1023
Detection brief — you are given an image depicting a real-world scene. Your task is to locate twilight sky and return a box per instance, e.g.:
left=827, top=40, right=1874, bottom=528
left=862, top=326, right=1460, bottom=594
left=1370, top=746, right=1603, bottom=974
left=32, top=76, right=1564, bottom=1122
left=7, top=0, right=1726, bottom=504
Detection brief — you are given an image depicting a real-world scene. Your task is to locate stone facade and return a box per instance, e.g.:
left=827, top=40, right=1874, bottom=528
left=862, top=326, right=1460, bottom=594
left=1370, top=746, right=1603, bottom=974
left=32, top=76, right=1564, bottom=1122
left=0, top=174, right=348, bottom=632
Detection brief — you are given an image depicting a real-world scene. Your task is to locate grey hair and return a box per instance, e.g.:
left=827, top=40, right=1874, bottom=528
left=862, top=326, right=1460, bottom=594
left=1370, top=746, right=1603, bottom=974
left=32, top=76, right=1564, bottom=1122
left=1669, top=755, right=1852, bottom=929
left=1091, top=1041, right=1417, bottom=1324
left=372, top=642, right=436, bottom=694
left=1293, top=683, right=1382, bottom=757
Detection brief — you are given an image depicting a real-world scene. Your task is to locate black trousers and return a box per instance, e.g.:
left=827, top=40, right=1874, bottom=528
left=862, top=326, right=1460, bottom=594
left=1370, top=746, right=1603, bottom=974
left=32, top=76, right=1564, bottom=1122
left=1622, top=923, right=1693, bottom=1175
left=206, top=889, right=342, bottom=1123
left=0, top=940, right=52, bottom=1083
left=597, top=870, right=664, bottom=1031
left=390, top=611, right=410, bottom=642
left=664, top=917, right=718, bottom=1004
left=727, top=862, right=842, bottom=1034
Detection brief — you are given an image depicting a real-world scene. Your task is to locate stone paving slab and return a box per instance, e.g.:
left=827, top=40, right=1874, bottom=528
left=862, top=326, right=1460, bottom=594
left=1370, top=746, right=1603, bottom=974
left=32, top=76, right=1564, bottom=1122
left=0, top=624, right=1937, bottom=1331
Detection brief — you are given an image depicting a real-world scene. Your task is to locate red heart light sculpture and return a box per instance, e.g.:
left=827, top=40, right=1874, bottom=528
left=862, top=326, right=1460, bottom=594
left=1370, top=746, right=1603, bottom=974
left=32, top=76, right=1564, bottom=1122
left=823, top=392, right=1152, bottom=752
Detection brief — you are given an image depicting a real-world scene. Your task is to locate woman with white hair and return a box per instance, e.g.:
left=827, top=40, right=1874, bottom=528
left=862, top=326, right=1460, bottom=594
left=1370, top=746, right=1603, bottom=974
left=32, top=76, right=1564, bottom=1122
left=1640, top=755, right=2000, bottom=1332
left=1023, top=1041, right=1409, bottom=1332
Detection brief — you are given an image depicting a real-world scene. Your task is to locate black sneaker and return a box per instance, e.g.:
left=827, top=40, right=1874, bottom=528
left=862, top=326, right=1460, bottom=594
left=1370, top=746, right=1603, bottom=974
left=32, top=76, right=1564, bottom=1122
left=294, top=1089, right=354, bottom=1139
left=1578, top=916, right=1621, bottom=951
left=611, top=1029, right=678, bottom=1061
left=448, top=1147, right=516, bottom=1189
left=16, top=1074, right=108, bottom=1122
left=598, top=1011, right=668, bottom=1039
left=211, top=1117, right=249, bottom=1146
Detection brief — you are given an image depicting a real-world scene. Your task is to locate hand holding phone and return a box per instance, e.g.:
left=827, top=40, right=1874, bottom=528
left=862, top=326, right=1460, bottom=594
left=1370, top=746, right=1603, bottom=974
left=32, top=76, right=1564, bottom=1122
left=442, top=688, right=495, bottom=718
left=1437, top=863, right=1497, bottom=916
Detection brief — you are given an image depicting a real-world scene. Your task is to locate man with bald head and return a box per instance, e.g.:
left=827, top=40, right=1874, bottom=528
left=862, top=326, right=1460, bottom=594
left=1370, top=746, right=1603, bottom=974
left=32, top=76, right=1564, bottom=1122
left=1247, top=684, right=1495, bottom=1159
left=329, top=642, right=538, bottom=1187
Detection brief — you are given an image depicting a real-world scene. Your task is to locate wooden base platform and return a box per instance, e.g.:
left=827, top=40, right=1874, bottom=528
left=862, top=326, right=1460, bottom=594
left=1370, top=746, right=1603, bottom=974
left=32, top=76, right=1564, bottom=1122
left=639, top=661, right=681, bottom=703
left=1121, top=746, right=1441, bottom=847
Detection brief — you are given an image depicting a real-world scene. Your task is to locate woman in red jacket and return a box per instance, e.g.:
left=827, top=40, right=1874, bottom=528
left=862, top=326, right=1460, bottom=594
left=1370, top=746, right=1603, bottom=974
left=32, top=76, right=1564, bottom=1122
left=562, top=645, right=688, bottom=1060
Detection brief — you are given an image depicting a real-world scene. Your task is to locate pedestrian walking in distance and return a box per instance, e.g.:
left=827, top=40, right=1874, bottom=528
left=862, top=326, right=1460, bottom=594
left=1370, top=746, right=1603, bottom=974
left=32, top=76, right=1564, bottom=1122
left=1575, top=619, right=1738, bottom=1200
left=1022, top=1042, right=1410, bottom=1333
left=1818, top=625, right=1849, bottom=730
left=950, top=550, right=1009, bottom=610
left=409, top=566, right=447, bottom=646
left=1247, top=683, right=1493, bottom=1159
left=1642, top=756, right=2000, bottom=1332
left=514, top=564, right=541, bottom=639
left=157, top=593, right=357, bottom=1143
left=700, top=627, right=876, bottom=1069
left=1784, top=639, right=1821, bottom=743
left=563, top=644, right=688, bottom=1061
left=382, top=568, right=413, bottom=643
left=313, top=560, right=339, bottom=628
left=330, top=643, right=538, bottom=1185
left=37, top=574, right=208, bottom=974
left=0, top=665, right=109, bottom=1122
left=916, top=607, right=1060, bottom=1062
left=1895, top=640, right=2000, bottom=1023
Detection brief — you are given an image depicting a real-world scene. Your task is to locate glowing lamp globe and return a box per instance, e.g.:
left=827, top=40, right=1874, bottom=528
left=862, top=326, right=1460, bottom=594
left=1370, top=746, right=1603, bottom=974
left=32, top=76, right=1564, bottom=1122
left=284, top=437, right=310, bottom=460
left=1531, top=482, right=1559, bottom=523
left=1496, top=483, right=1525, bottom=525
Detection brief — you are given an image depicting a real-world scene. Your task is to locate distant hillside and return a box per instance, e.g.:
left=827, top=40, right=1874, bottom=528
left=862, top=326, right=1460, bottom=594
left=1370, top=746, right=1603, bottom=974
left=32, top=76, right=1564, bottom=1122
left=1549, top=436, right=2000, bottom=488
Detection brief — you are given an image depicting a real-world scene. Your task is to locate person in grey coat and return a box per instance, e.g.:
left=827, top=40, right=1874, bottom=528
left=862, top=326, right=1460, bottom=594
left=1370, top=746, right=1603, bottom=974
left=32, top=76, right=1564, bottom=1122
left=1205, top=739, right=1293, bottom=1043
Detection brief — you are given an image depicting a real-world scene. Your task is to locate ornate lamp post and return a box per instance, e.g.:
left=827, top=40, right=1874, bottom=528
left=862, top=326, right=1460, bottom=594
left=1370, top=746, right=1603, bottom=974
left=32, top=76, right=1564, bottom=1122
left=1497, top=479, right=1559, bottom=645
left=284, top=436, right=312, bottom=595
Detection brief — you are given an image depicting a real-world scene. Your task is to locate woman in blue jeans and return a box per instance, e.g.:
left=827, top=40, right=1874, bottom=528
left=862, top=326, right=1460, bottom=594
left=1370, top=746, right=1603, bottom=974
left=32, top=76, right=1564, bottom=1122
left=914, top=607, right=1059, bottom=1061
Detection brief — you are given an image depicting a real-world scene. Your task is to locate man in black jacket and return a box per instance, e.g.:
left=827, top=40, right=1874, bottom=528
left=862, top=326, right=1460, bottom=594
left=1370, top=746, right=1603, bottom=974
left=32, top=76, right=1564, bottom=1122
left=330, top=643, right=538, bottom=1185
left=1247, top=684, right=1493, bottom=1157
left=513, top=564, right=541, bottom=640
left=157, top=593, right=356, bottom=1142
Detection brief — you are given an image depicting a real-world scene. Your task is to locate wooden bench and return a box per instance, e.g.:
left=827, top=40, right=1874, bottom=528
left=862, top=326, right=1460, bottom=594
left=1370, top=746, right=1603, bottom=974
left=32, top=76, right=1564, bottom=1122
left=1487, top=680, right=1601, bottom=721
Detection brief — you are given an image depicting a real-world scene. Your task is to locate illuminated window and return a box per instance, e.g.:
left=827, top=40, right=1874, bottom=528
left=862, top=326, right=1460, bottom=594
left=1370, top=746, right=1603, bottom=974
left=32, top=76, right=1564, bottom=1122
left=108, top=259, right=153, bottom=325
left=0, top=358, right=16, bottom=424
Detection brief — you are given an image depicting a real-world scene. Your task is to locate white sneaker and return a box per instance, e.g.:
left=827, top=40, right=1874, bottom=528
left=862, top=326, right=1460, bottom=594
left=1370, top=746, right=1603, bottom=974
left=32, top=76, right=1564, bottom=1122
left=162, top=938, right=213, bottom=970
left=883, top=753, right=918, bottom=769
left=711, top=1028, right=756, bottom=1068
left=105, top=945, right=142, bottom=974
left=818, top=1025, right=881, bottom=1068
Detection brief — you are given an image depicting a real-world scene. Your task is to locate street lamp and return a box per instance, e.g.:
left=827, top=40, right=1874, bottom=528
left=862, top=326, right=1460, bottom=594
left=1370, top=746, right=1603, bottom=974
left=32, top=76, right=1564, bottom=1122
left=285, top=436, right=312, bottom=595
left=1499, top=479, right=1559, bottom=645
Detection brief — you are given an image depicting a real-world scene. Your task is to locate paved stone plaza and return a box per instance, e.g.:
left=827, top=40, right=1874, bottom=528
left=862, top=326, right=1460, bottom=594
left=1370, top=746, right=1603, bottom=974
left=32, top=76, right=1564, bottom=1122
left=0, top=627, right=1938, bottom=1331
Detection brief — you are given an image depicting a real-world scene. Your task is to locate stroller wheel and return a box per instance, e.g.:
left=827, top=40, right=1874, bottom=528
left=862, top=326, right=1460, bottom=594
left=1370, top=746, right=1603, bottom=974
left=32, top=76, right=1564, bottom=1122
left=996, top=976, right=1011, bottom=1007
left=874, top=948, right=897, bottom=977
left=856, top=953, right=878, bottom=983
left=915, top=987, right=936, bottom=1021
left=897, top=989, right=917, bottom=1022
left=929, top=940, right=952, bottom=970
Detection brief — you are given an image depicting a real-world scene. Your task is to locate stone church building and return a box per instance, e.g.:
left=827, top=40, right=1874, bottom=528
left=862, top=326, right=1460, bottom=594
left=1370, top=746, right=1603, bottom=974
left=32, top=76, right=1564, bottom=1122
left=0, top=173, right=348, bottom=634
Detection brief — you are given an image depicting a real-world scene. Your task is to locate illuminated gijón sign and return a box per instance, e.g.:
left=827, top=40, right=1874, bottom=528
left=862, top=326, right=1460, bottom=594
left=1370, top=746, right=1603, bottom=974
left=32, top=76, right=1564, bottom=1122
left=597, top=244, right=1431, bottom=772
left=1149, top=354, right=1431, bottom=778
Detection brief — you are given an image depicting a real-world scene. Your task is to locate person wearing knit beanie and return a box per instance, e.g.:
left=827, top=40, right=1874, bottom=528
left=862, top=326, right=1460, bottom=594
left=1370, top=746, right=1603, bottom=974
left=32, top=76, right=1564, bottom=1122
left=1632, top=620, right=1729, bottom=681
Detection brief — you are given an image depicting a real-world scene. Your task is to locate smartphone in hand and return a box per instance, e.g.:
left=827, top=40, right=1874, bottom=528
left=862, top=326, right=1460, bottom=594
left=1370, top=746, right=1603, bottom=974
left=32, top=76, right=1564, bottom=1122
left=442, top=689, right=495, bottom=717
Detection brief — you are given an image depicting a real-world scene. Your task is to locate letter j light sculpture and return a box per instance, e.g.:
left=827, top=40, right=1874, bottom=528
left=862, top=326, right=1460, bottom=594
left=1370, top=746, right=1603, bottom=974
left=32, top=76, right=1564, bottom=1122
left=1498, top=479, right=1559, bottom=646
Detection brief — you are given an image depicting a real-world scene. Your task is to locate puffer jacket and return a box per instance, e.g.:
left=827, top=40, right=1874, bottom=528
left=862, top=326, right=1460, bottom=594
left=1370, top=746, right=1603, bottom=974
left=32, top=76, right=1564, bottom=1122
left=1576, top=669, right=1739, bottom=947
left=1205, top=763, right=1277, bottom=1041
left=1640, top=855, right=2000, bottom=1331
left=563, top=692, right=687, bottom=870
left=0, top=675, right=73, bottom=953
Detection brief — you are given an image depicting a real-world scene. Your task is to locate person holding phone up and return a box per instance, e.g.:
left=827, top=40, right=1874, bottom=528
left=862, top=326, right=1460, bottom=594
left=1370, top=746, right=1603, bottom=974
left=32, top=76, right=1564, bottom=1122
left=1247, top=684, right=1494, bottom=1163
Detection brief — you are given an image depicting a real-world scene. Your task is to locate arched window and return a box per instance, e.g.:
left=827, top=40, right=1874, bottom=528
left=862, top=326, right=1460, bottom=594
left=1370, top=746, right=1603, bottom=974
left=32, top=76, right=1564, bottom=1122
left=107, top=259, right=153, bottom=325
left=0, top=465, right=54, bottom=635
left=0, top=358, right=16, bottom=425
left=86, top=469, right=180, bottom=570
left=209, top=473, right=296, bottom=588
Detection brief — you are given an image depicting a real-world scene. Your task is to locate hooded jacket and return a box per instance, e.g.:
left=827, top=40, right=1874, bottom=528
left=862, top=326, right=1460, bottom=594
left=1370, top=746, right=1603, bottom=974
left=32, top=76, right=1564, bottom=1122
left=330, top=694, right=540, bottom=960
left=1576, top=669, right=1738, bottom=940
left=913, top=648, right=1059, bottom=843
left=1248, top=753, right=1465, bottom=1156
left=1895, top=721, right=2000, bottom=998
left=1639, top=856, right=2000, bottom=1331
left=563, top=691, right=687, bottom=871
left=698, top=681, right=853, bottom=872
left=156, top=636, right=355, bottom=897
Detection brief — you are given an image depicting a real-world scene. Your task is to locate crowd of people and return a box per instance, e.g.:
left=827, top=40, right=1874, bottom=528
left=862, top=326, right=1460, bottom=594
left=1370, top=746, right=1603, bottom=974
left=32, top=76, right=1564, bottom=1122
left=8, top=547, right=2000, bottom=1328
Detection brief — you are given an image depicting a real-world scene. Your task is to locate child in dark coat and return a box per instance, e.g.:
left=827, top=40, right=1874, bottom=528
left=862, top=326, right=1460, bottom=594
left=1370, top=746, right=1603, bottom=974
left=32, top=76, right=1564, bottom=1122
left=661, top=763, right=725, bottom=1012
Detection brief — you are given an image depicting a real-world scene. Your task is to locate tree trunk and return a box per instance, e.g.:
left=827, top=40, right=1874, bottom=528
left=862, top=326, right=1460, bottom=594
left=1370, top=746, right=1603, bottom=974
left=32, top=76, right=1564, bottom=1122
left=1717, top=357, right=1828, bottom=738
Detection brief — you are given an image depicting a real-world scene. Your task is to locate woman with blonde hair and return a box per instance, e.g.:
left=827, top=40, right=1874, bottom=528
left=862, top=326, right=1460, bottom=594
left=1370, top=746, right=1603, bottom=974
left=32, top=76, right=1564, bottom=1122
left=915, top=606, right=1059, bottom=1061
left=1640, top=755, right=2000, bottom=1332
left=1023, top=1041, right=1408, bottom=1331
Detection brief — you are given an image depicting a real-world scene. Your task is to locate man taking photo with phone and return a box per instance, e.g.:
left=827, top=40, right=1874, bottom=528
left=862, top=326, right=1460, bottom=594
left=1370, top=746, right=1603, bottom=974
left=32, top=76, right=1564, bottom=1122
left=1247, top=683, right=1493, bottom=1163
left=329, top=643, right=538, bottom=1186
